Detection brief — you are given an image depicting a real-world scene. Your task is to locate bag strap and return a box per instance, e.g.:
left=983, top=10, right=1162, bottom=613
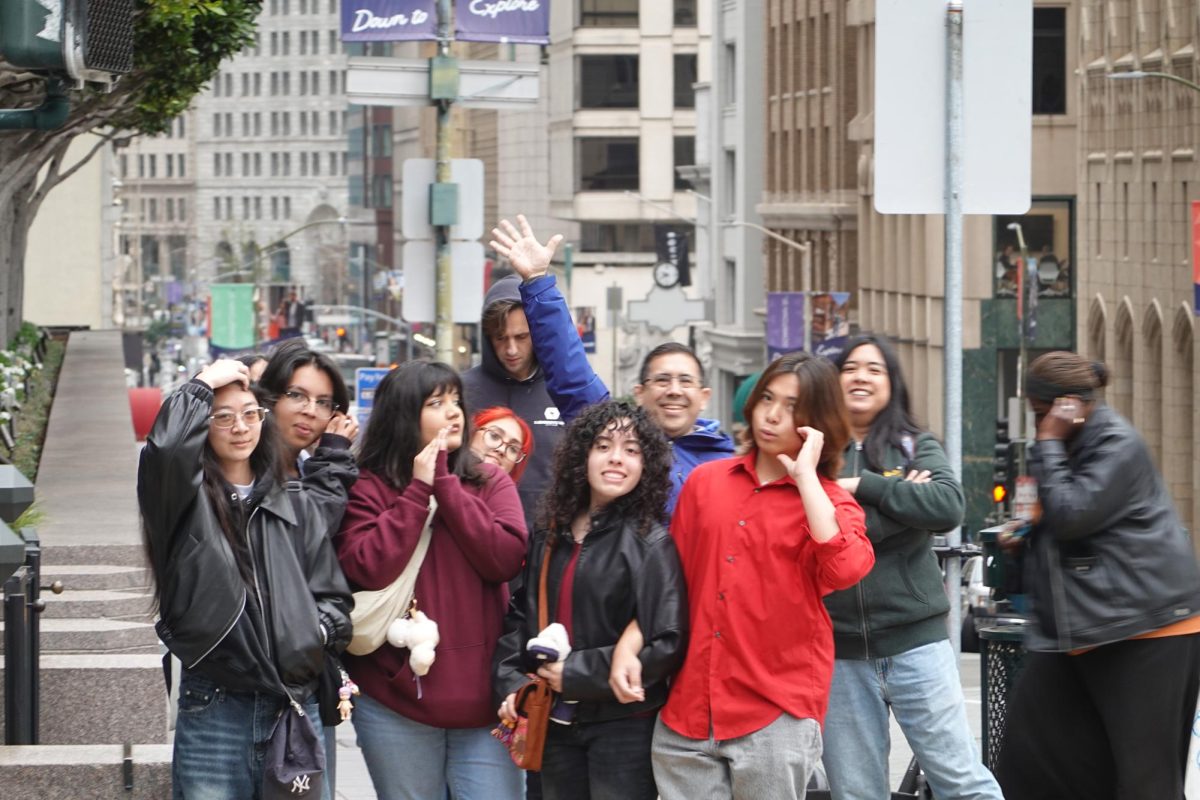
left=406, top=499, right=437, bottom=606
left=537, top=534, right=554, bottom=632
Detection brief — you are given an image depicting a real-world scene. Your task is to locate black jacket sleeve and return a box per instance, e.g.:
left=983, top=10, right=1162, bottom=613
left=1030, top=425, right=1142, bottom=542
left=492, top=536, right=540, bottom=706
left=300, top=434, right=358, bottom=652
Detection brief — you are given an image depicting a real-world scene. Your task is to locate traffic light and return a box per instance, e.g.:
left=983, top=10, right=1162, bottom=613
left=992, top=419, right=1014, bottom=507
left=0, top=0, right=135, bottom=85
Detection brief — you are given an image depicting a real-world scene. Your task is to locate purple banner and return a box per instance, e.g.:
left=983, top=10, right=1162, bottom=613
left=341, top=0, right=438, bottom=42
left=766, top=292, right=805, bottom=362
left=455, top=0, right=550, bottom=45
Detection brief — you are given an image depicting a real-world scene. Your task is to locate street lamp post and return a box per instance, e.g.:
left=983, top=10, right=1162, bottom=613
left=1107, top=69, right=1200, bottom=94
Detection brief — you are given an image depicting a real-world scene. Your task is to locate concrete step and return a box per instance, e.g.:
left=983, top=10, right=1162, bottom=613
left=39, top=544, right=148, bottom=569
left=0, top=744, right=172, bottom=799
left=40, top=588, right=154, bottom=621
left=0, top=654, right=169, bottom=745
left=40, top=564, right=151, bottom=592
left=0, top=617, right=160, bottom=654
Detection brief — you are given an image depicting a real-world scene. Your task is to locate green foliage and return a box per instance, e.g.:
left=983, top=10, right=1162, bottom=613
left=144, top=317, right=172, bottom=346
left=10, top=338, right=64, bottom=483
left=107, top=0, right=263, bottom=135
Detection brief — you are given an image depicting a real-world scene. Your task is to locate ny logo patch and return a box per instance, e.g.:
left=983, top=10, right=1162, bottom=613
left=291, top=774, right=311, bottom=794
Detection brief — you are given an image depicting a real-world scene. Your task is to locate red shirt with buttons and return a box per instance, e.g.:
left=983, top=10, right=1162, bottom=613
left=660, top=451, right=873, bottom=740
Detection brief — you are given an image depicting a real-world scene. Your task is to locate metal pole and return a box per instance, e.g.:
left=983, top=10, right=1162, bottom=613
left=1009, top=222, right=1030, bottom=477
left=434, top=0, right=455, bottom=365
left=801, top=241, right=813, bottom=352
left=943, top=0, right=965, bottom=656
left=4, top=572, right=31, bottom=744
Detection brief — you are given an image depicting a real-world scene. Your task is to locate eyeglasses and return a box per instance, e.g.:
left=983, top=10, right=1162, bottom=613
left=643, top=373, right=701, bottom=391
left=479, top=427, right=526, bottom=464
left=280, top=389, right=338, bottom=419
left=209, top=408, right=270, bottom=428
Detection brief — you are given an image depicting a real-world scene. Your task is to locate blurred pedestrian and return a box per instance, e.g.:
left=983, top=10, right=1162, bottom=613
left=493, top=401, right=687, bottom=800
left=821, top=335, right=1003, bottom=800
left=138, top=359, right=355, bottom=799
left=651, top=352, right=873, bottom=800
left=996, top=351, right=1200, bottom=800
left=335, top=361, right=527, bottom=800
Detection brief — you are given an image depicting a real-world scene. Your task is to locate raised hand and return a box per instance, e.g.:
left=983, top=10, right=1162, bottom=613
left=777, top=426, right=825, bottom=481
left=196, top=359, right=250, bottom=391
left=413, top=427, right=450, bottom=486
left=489, top=214, right=564, bottom=282
left=325, top=412, right=359, bottom=442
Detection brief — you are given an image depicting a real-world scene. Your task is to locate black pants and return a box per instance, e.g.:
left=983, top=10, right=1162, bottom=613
left=539, top=714, right=658, bottom=800
left=996, top=633, right=1200, bottom=800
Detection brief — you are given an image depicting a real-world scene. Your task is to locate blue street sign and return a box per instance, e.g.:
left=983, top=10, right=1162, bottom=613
left=355, top=367, right=392, bottom=428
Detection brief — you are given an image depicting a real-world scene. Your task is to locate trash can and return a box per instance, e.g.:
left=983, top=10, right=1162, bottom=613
left=978, top=622, right=1029, bottom=771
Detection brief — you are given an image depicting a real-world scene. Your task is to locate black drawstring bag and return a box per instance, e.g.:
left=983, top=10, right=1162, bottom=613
left=263, top=700, right=326, bottom=799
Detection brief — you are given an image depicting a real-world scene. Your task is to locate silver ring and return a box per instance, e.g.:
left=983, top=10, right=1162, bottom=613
left=1072, top=417, right=1085, bottom=424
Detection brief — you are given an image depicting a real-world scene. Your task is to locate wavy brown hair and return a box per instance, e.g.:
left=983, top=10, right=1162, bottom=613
left=537, top=401, right=671, bottom=540
left=740, top=351, right=850, bottom=480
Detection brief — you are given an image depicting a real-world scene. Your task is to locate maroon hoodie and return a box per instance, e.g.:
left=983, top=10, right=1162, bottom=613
left=335, top=453, right=527, bottom=728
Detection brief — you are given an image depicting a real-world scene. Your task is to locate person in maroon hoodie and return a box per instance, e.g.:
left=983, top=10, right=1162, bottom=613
left=334, top=360, right=528, bottom=800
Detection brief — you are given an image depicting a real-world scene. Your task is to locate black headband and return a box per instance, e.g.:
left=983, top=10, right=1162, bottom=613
left=1025, top=374, right=1094, bottom=404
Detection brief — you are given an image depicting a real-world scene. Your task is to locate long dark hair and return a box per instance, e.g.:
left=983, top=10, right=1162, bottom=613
left=537, top=401, right=671, bottom=540
left=833, top=334, right=924, bottom=472
left=258, top=338, right=351, bottom=415
left=357, top=361, right=483, bottom=489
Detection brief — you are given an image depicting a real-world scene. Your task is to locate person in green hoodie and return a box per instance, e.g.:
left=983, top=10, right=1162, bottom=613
left=820, top=335, right=1003, bottom=800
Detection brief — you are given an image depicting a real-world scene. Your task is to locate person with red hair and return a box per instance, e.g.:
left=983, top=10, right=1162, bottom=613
left=472, top=407, right=534, bottom=484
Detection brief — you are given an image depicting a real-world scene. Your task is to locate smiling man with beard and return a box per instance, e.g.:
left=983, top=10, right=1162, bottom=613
left=488, top=215, right=734, bottom=513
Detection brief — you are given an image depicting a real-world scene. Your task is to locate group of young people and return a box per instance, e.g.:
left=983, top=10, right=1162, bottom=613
left=138, top=216, right=1200, bottom=800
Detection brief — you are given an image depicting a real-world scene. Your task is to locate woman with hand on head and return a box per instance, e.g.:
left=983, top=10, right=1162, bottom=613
left=995, top=352, right=1200, bottom=800
left=138, top=359, right=356, bottom=800
left=820, top=335, right=1003, bottom=800
left=258, top=338, right=359, bottom=477
left=493, top=401, right=687, bottom=800
left=471, top=407, right=534, bottom=483
left=335, top=361, right=528, bottom=800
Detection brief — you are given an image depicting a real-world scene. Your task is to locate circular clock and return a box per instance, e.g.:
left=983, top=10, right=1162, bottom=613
left=653, top=261, right=680, bottom=289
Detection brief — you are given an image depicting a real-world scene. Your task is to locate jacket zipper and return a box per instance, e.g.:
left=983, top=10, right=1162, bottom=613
left=1046, top=541, right=1072, bottom=651
left=186, top=590, right=247, bottom=669
left=851, top=441, right=871, bottom=659
left=245, top=505, right=272, bottom=662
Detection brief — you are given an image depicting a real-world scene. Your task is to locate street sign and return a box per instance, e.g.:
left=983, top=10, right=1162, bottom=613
left=346, top=57, right=541, bottom=109
left=315, top=313, right=355, bottom=327
left=401, top=158, right=485, bottom=241
left=874, top=0, right=1032, bottom=214
left=401, top=241, right=485, bottom=323
left=355, top=367, right=392, bottom=428
left=626, top=286, right=707, bottom=335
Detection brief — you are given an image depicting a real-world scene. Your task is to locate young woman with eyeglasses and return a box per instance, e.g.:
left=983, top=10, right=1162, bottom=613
left=471, top=407, right=534, bottom=483
left=138, top=359, right=357, bottom=799
left=259, top=338, right=359, bottom=475
left=335, top=360, right=528, bottom=800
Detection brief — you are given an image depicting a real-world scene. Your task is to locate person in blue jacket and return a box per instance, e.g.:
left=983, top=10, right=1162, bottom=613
left=489, top=215, right=734, bottom=514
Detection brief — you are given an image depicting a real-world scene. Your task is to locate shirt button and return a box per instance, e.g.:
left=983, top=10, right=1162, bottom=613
left=718, top=592, right=725, bottom=601
left=738, top=520, right=746, bottom=527
left=726, top=555, right=735, bottom=563
left=753, top=488, right=760, bottom=493
left=714, top=631, right=722, bottom=639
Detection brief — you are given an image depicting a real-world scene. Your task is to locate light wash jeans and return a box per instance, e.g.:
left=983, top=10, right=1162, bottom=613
left=172, top=670, right=331, bottom=800
left=652, top=713, right=823, bottom=800
left=351, top=692, right=522, bottom=800
left=821, top=639, right=1003, bottom=800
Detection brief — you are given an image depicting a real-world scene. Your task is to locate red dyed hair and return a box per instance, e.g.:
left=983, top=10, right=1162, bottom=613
left=472, top=406, right=534, bottom=483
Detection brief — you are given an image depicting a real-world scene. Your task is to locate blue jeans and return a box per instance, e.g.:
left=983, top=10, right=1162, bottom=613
left=821, top=640, right=1003, bottom=800
left=172, top=670, right=331, bottom=800
left=539, top=714, right=658, bottom=800
left=351, top=691, right=522, bottom=800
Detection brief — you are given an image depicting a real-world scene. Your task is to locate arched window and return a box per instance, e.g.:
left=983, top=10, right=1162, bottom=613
left=1111, top=299, right=1135, bottom=419
left=1141, top=302, right=1164, bottom=469
left=1173, top=305, right=1195, bottom=536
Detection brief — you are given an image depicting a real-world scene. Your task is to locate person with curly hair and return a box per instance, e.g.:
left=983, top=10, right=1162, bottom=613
left=651, top=352, right=873, bottom=800
left=493, top=401, right=689, bottom=800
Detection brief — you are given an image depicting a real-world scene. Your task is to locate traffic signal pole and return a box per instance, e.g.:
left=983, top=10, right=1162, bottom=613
left=432, top=0, right=458, bottom=365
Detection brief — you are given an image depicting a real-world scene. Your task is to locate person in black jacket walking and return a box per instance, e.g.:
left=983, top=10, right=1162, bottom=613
left=996, top=351, right=1200, bottom=800
left=139, top=359, right=356, bottom=800
left=493, top=401, right=688, bottom=800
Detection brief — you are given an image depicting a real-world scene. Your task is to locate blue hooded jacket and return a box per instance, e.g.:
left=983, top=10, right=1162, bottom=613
left=520, top=275, right=733, bottom=514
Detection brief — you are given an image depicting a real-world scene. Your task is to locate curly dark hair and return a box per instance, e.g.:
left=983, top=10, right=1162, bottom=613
left=537, top=401, right=671, bottom=540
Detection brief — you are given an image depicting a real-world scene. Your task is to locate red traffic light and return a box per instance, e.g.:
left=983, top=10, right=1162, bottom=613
left=992, top=483, right=1008, bottom=504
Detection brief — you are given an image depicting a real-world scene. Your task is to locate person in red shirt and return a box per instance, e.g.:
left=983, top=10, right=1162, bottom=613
left=650, top=351, right=874, bottom=800
left=334, top=361, right=528, bottom=800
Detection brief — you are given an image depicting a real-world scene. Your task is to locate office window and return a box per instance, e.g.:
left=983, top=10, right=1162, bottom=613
left=311, top=71, right=320, bottom=94
left=254, top=113, right=262, bottom=136
left=178, top=198, right=187, bottom=222
left=254, top=73, right=262, bottom=96
left=254, top=197, right=262, bottom=220
left=177, top=116, right=186, bottom=137
left=225, top=153, right=233, bottom=175
left=166, top=198, right=174, bottom=221
left=177, top=154, right=186, bottom=178
left=579, top=56, right=639, bottom=108
left=242, top=73, right=250, bottom=96
left=674, top=137, right=695, bottom=190
left=372, top=124, right=393, bottom=156
left=580, top=223, right=656, bottom=252
left=282, top=72, right=290, bottom=95
left=214, top=197, right=222, bottom=220
left=330, top=70, right=339, bottom=94
left=166, top=154, right=174, bottom=178
left=300, top=31, right=307, bottom=55
left=1032, top=8, right=1067, bottom=115
left=328, top=111, right=338, bottom=134
left=213, top=74, right=221, bottom=97
left=723, top=43, right=737, bottom=106
left=213, top=113, right=221, bottom=136
left=148, top=198, right=158, bottom=222
left=578, top=138, right=639, bottom=191
left=328, top=30, right=337, bottom=54
left=329, top=152, right=338, bottom=174
left=993, top=199, right=1074, bottom=298
left=254, top=153, right=262, bottom=176
left=225, top=112, right=233, bottom=135
left=300, top=152, right=309, bottom=176
left=284, top=197, right=292, bottom=218
left=312, top=111, right=320, bottom=135
left=312, top=151, right=321, bottom=176
left=120, top=155, right=128, bottom=177
left=300, top=114, right=309, bottom=136
left=270, top=72, right=278, bottom=95
left=243, top=197, right=250, bottom=219
left=579, top=0, right=637, bottom=27
left=272, top=197, right=280, bottom=220
left=242, top=152, right=250, bottom=175
left=372, top=175, right=393, bottom=208
left=270, top=32, right=278, bottom=56
left=301, top=71, right=309, bottom=95
left=282, top=32, right=290, bottom=55
left=271, top=152, right=279, bottom=176
left=225, top=74, right=233, bottom=96
left=283, top=112, right=291, bottom=136
left=299, top=0, right=306, bottom=12
left=674, top=54, right=698, bottom=108
left=224, top=197, right=232, bottom=219
left=242, top=112, right=250, bottom=136
left=673, top=0, right=697, bottom=27
left=283, top=153, right=291, bottom=176
left=214, top=153, right=222, bottom=177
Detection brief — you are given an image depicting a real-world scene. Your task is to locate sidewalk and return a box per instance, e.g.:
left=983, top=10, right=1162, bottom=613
left=332, top=652, right=989, bottom=799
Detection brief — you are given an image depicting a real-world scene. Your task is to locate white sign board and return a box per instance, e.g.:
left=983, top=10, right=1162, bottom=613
left=874, top=0, right=1032, bottom=215
left=401, top=158, right=485, bottom=242
left=401, top=241, right=485, bottom=323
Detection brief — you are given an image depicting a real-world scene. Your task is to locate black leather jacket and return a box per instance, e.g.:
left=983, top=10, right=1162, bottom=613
left=493, top=512, right=688, bottom=724
left=139, top=380, right=356, bottom=699
left=1023, top=403, right=1200, bottom=652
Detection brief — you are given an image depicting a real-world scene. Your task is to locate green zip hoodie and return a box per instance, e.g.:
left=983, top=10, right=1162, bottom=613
left=823, top=432, right=964, bottom=660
